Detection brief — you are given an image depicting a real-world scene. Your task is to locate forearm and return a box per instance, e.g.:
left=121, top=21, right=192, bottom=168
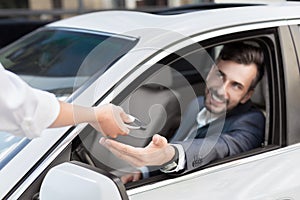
left=49, top=101, right=96, bottom=128
left=50, top=102, right=130, bottom=138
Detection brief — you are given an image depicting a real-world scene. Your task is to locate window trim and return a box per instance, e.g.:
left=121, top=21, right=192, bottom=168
left=109, top=28, right=284, bottom=191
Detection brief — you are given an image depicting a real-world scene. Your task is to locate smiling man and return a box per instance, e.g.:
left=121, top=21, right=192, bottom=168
left=100, top=42, right=266, bottom=182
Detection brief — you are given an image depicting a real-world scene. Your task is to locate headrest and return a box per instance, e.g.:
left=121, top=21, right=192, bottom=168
left=143, top=66, right=173, bottom=89
left=251, top=73, right=268, bottom=108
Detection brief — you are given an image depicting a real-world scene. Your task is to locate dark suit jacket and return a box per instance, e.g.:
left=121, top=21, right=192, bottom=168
left=171, top=96, right=265, bottom=173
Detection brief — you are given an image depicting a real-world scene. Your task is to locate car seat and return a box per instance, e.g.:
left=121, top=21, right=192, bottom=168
left=250, top=71, right=269, bottom=146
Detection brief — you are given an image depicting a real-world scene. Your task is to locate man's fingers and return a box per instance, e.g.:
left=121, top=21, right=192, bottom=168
left=121, top=171, right=142, bottom=184
left=100, top=138, right=134, bottom=162
left=152, top=134, right=167, bottom=147
left=99, top=138, right=145, bottom=166
left=100, top=138, right=136, bottom=155
left=132, top=176, right=139, bottom=182
left=100, top=138, right=138, bottom=157
left=121, top=174, right=133, bottom=184
left=132, top=172, right=142, bottom=182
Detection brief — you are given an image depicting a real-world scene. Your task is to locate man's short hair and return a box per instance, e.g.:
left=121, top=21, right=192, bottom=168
left=217, top=42, right=265, bottom=90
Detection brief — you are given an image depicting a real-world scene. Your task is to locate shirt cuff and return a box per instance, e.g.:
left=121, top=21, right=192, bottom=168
left=160, top=144, right=185, bottom=173
left=138, top=166, right=150, bottom=179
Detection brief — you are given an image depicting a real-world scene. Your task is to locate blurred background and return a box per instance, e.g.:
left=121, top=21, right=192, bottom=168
left=0, top=0, right=295, bottom=48
left=0, top=0, right=291, bottom=19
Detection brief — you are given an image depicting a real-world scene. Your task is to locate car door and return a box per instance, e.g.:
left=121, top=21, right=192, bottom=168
left=103, top=23, right=299, bottom=199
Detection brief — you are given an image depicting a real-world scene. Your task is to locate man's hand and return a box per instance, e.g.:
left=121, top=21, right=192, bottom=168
left=121, top=170, right=142, bottom=184
left=99, top=134, right=175, bottom=167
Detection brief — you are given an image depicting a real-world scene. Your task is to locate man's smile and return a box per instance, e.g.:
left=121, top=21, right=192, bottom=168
left=209, top=89, right=226, bottom=105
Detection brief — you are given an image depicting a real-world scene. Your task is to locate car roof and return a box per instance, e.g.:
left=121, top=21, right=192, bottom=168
left=47, top=2, right=300, bottom=39
left=146, top=2, right=263, bottom=15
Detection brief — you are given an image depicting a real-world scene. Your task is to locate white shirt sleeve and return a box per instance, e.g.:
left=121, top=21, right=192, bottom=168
left=0, top=64, right=60, bottom=139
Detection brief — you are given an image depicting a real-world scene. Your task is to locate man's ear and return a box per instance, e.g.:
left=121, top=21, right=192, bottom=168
left=240, top=89, right=254, bottom=104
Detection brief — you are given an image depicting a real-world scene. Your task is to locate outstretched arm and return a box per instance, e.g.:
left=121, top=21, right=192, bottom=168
left=100, top=134, right=175, bottom=167
left=0, top=65, right=131, bottom=138
left=50, top=102, right=132, bottom=138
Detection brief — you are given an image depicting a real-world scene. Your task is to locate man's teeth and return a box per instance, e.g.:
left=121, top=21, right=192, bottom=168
left=212, top=93, right=224, bottom=103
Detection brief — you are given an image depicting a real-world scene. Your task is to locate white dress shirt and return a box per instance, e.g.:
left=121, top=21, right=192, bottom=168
left=162, top=107, right=221, bottom=173
left=0, top=63, right=60, bottom=139
left=140, top=107, right=221, bottom=177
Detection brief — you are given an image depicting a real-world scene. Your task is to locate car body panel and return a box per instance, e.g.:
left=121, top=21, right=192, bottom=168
left=278, top=24, right=300, bottom=145
left=128, top=143, right=300, bottom=200
left=48, top=4, right=300, bottom=39
left=0, top=127, right=68, bottom=198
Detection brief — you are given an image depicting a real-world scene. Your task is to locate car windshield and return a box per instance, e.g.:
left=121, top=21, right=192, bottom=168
left=0, top=28, right=137, bottom=100
left=0, top=28, right=137, bottom=169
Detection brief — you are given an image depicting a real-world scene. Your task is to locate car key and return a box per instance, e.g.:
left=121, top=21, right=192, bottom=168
left=125, top=115, right=147, bottom=130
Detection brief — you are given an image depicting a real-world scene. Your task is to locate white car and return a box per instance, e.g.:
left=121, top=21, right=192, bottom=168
left=1, top=2, right=300, bottom=199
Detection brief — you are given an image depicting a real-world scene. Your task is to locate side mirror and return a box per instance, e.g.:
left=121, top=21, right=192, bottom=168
left=40, top=161, right=128, bottom=200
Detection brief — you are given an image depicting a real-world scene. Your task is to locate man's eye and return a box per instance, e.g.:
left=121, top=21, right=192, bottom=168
left=216, top=71, right=224, bottom=79
left=232, top=83, right=243, bottom=90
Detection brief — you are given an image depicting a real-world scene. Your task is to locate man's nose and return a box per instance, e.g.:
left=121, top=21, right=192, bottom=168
left=216, top=81, right=229, bottom=99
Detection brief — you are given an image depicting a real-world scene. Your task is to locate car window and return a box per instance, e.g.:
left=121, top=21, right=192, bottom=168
left=71, top=45, right=213, bottom=177
left=0, top=28, right=138, bottom=170
left=0, top=28, right=137, bottom=100
left=72, top=42, right=261, bottom=173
